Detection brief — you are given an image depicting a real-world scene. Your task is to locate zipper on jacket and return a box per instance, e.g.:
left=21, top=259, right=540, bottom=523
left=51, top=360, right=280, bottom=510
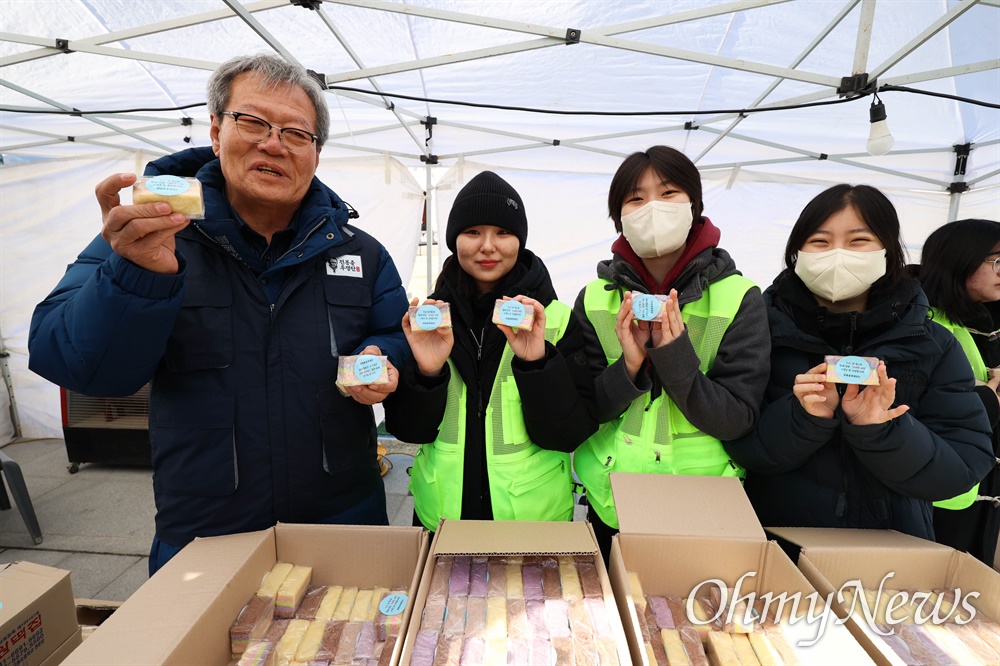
left=604, top=456, right=613, bottom=467
left=190, top=221, right=260, bottom=280
left=278, top=216, right=329, bottom=263
left=469, top=327, right=485, bottom=361
left=654, top=450, right=661, bottom=463
left=845, top=313, right=858, bottom=354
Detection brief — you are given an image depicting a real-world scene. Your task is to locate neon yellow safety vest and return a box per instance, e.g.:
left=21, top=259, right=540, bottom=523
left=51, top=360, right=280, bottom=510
left=931, top=311, right=988, bottom=511
left=575, top=274, right=755, bottom=529
left=409, top=301, right=575, bottom=531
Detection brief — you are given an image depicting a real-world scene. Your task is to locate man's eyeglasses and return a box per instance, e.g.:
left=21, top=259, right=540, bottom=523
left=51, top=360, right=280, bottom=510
left=984, top=257, right=1000, bottom=274
left=221, top=111, right=317, bottom=153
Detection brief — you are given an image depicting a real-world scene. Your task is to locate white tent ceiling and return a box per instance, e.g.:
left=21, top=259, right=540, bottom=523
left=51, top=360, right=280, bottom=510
left=1, top=0, right=998, bottom=439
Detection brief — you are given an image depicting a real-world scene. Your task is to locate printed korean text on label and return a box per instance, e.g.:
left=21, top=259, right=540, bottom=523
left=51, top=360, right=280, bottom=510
left=835, top=356, right=873, bottom=384
left=498, top=300, right=526, bottom=326
left=354, top=355, right=383, bottom=383
left=632, top=293, right=661, bottom=321
left=414, top=305, right=443, bottom=330
left=146, top=175, right=191, bottom=196
left=379, top=593, right=409, bottom=616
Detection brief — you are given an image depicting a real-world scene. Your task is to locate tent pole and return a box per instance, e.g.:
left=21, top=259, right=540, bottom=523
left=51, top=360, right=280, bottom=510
left=0, top=334, right=22, bottom=442
left=425, top=164, right=434, bottom=296
left=947, top=191, right=963, bottom=223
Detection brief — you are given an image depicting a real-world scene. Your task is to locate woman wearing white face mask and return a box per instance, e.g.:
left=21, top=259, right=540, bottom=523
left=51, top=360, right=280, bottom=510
left=725, top=185, right=993, bottom=540
left=574, top=146, right=771, bottom=562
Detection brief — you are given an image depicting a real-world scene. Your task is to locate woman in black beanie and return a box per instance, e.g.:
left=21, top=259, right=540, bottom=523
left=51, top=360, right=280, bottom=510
left=385, top=171, right=598, bottom=531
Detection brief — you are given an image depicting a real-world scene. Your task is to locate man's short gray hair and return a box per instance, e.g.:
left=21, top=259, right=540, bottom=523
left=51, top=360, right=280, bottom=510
left=207, top=53, right=330, bottom=147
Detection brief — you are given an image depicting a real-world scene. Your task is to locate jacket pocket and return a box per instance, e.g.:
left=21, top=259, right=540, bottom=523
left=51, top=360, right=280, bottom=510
left=410, top=440, right=463, bottom=527
left=317, top=384, right=375, bottom=476
left=150, top=389, right=236, bottom=496
left=321, top=280, right=372, bottom=358
left=164, top=281, right=233, bottom=371
left=499, top=378, right=529, bottom=449
left=505, top=453, right=573, bottom=521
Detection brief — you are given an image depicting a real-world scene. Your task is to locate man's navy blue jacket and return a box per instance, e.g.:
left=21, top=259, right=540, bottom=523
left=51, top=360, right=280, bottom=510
left=28, top=147, right=411, bottom=547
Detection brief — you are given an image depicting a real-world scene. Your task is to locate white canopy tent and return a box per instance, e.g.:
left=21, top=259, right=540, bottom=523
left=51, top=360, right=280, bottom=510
left=1, top=0, right=998, bottom=441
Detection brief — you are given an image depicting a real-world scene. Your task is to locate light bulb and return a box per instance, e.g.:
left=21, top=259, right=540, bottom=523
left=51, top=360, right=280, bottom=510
left=866, top=100, right=894, bottom=156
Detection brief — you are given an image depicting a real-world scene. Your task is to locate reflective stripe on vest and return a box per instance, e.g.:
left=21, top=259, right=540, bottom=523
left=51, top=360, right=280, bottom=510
left=574, top=274, right=754, bottom=529
left=409, top=301, right=575, bottom=531
left=931, top=311, right=987, bottom=511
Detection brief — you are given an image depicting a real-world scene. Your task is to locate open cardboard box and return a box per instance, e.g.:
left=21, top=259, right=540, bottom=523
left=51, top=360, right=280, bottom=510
left=74, top=598, right=123, bottom=642
left=400, top=519, right=633, bottom=664
left=62, top=523, right=428, bottom=666
left=0, top=561, right=81, bottom=666
left=768, top=527, right=1000, bottom=666
left=608, top=473, right=876, bottom=665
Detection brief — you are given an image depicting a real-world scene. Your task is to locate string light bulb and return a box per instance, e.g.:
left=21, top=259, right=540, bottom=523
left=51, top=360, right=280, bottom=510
left=866, top=95, right=894, bottom=156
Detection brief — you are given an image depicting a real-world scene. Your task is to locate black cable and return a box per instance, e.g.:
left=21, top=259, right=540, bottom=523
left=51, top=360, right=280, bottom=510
left=0, top=84, right=995, bottom=116
left=322, top=84, right=861, bottom=116
left=879, top=84, right=1000, bottom=110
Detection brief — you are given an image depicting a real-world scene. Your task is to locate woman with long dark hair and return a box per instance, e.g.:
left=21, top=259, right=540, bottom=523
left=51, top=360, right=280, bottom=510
left=921, top=218, right=1000, bottom=565
left=725, top=185, right=993, bottom=539
left=385, top=171, right=597, bottom=531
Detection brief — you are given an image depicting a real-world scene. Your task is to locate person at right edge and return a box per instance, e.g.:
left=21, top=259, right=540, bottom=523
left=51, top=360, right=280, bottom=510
left=920, top=218, right=1000, bottom=566
left=725, top=185, right=993, bottom=541
left=574, top=146, right=771, bottom=563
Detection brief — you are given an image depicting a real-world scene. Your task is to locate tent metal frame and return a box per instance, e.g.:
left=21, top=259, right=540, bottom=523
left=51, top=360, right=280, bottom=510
left=1, top=0, right=993, bottom=197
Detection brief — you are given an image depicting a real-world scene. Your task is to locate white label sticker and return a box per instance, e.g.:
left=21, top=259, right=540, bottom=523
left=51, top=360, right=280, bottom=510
left=327, top=254, right=364, bottom=278
left=145, top=175, right=190, bottom=196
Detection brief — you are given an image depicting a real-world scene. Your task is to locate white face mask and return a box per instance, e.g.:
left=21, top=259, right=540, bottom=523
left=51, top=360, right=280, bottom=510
left=795, top=248, right=887, bottom=303
left=620, top=200, right=693, bottom=259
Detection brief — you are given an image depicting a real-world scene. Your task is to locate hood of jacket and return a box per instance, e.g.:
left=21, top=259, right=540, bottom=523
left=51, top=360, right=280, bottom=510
left=608, top=215, right=722, bottom=294
left=765, top=268, right=930, bottom=355
left=596, top=227, right=740, bottom=307
left=144, top=147, right=356, bottom=264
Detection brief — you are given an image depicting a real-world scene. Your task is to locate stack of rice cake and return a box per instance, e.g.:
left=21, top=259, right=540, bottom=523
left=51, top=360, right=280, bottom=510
left=229, top=562, right=406, bottom=666
left=841, top=586, right=1000, bottom=666
left=411, top=554, right=620, bottom=665
left=627, top=572, right=1000, bottom=666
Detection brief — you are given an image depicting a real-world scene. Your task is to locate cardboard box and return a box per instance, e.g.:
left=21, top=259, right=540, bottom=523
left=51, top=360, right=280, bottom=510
left=0, top=561, right=81, bottom=666
left=608, top=473, right=877, bottom=665
left=74, top=599, right=122, bottom=642
left=38, top=628, right=82, bottom=666
left=62, top=524, right=428, bottom=666
left=400, top=519, right=633, bottom=664
left=769, top=526, right=1000, bottom=666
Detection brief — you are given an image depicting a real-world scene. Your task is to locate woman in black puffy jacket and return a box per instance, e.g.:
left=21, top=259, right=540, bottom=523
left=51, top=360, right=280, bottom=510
left=725, top=185, right=993, bottom=539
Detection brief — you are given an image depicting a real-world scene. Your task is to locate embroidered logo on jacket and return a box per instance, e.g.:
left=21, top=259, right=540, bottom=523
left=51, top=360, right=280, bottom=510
left=327, top=254, right=364, bottom=278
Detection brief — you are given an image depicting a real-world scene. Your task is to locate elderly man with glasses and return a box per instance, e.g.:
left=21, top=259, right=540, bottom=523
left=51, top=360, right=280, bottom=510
left=28, top=53, right=411, bottom=574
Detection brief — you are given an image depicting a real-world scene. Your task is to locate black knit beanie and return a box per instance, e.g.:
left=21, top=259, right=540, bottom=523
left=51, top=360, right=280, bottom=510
left=445, top=171, right=527, bottom=252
